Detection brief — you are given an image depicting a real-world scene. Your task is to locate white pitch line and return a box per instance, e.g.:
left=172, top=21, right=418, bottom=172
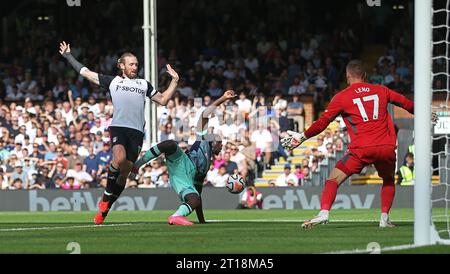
left=0, top=219, right=418, bottom=232
left=206, top=219, right=415, bottom=223
left=0, top=223, right=134, bottom=232
left=325, top=244, right=425, bottom=254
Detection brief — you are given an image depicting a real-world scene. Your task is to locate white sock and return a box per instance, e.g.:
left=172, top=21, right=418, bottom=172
left=381, top=213, right=389, bottom=221
left=319, top=210, right=329, bottom=217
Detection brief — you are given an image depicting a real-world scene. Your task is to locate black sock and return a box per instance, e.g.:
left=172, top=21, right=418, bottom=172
left=102, top=164, right=124, bottom=206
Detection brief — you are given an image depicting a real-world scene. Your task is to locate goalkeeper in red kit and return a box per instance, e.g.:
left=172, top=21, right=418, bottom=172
left=282, top=60, right=436, bottom=229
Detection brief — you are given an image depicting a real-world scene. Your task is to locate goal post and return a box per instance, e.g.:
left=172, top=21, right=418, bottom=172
left=415, top=0, right=450, bottom=246
left=414, top=0, right=433, bottom=246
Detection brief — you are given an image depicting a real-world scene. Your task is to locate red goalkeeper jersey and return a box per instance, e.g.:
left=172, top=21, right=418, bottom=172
left=304, top=82, right=414, bottom=149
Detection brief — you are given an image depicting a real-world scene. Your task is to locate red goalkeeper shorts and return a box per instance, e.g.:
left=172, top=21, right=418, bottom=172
left=335, top=145, right=396, bottom=179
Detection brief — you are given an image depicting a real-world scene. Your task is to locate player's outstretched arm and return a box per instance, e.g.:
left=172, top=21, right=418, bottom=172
left=387, top=87, right=415, bottom=114
left=151, top=64, right=179, bottom=106
left=387, top=87, right=439, bottom=124
left=282, top=95, right=342, bottom=150
left=59, top=41, right=100, bottom=85
left=196, top=90, right=237, bottom=133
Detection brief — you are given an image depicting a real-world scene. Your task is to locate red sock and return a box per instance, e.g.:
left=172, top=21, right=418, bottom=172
left=381, top=180, right=395, bottom=214
left=321, top=180, right=339, bottom=211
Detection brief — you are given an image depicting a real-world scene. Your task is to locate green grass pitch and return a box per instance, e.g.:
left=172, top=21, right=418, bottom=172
left=0, top=209, right=449, bottom=254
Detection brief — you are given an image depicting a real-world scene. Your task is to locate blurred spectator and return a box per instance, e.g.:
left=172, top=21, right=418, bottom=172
left=396, top=60, right=410, bottom=79
left=29, top=142, right=45, bottom=162
left=0, top=168, right=9, bottom=190
left=54, top=147, right=68, bottom=169
left=34, top=167, right=52, bottom=189
left=66, top=162, right=93, bottom=189
left=61, top=175, right=80, bottom=190
left=44, top=142, right=57, bottom=161
left=223, top=152, right=238, bottom=175
left=139, top=174, right=156, bottom=188
left=275, top=164, right=298, bottom=187
left=368, top=66, right=385, bottom=85
left=213, top=153, right=225, bottom=170
left=22, top=157, right=37, bottom=175
left=207, top=165, right=229, bottom=187
left=12, top=141, right=24, bottom=158
left=314, top=68, right=328, bottom=92
left=230, top=144, right=247, bottom=175
left=384, top=65, right=397, bottom=85
left=294, top=164, right=303, bottom=180
left=300, top=166, right=312, bottom=186
left=287, top=94, right=304, bottom=132
left=29, top=171, right=45, bottom=190
left=67, top=144, right=84, bottom=170
left=84, top=147, right=100, bottom=182
left=268, top=179, right=276, bottom=187
left=89, top=118, right=105, bottom=135
left=206, top=79, right=223, bottom=99
left=156, top=172, right=170, bottom=188
left=98, top=175, right=108, bottom=188
left=10, top=178, right=24, bottom=190
left=4, top=154, right=18, bottom=173
left=238, top=186, right=263, bottom=209
left=325, top=143, right=335, bottom=158
left=52, top=175, right=65, bottom=189
left=251, top=122, right=272, bottom=169
left=236, top=91, right=252, bottom=115
left=126, top=179, right=138, bottom=188
left=160, top=123, right=175, bottom=141
left=10, top=162, right=29, bottom=189
left=397, top=152, right=415, bottom=186
left=316, top=136, right=327, bottom=155
left=49, top=163, right=66, bottom=188
left=387, top=74, right=406, bottom=94
left=310, top=159, right=320, bottom=173
left=96, top=142, right=112, bottom=169
left=77, top=137, right=91, bottom=158
left=177, top=78, right=194, bottom=98
left=0, top=141, right=9, bottom=161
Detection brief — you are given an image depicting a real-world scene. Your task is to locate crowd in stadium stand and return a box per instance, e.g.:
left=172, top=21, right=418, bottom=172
left=367, top=29, right=414, bottom=93
left=0, top=1, right=379, bottom=190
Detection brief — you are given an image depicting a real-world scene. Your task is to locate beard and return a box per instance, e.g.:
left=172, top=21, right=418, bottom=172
left=125, top=70, right=137, bottom=79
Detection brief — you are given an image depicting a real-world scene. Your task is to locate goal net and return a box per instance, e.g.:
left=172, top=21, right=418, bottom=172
left=431, top=0, right=450, bottom=243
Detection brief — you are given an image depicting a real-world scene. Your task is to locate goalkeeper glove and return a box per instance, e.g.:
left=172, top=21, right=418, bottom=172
left=281, top=130, right=307, bottom=150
